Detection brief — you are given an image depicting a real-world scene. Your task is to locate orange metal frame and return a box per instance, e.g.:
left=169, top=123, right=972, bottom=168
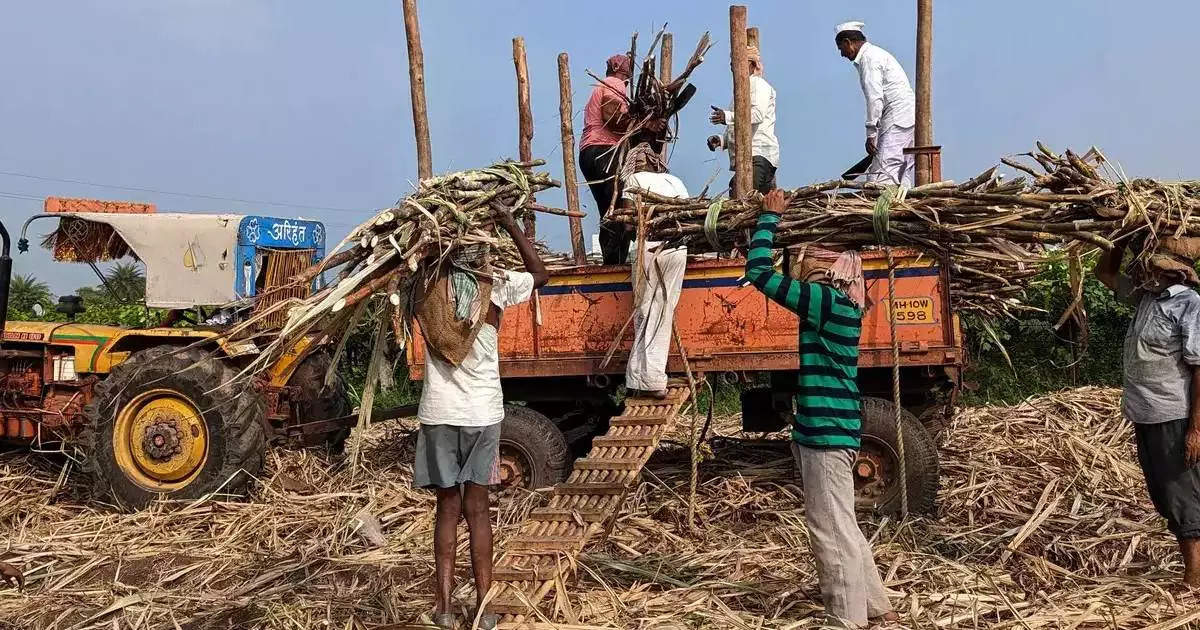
left=408, top=249, right=962, bottom=381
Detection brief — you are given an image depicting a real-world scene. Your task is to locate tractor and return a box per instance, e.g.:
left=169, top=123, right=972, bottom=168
left=0, top=198, right=353, bottom=509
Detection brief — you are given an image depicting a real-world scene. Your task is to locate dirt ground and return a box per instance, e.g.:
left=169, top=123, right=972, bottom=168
left=1, top=387, right=1198, bottom=629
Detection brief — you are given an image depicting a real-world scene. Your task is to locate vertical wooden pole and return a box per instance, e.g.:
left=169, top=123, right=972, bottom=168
left=746, top=26, right=760, bottom=51
left=513, top=36, right=536, bottom=238
left=915, top=0, right=934, bottom=185
left=558, top=53, right=587, bottom=265
left=730, top=6, right=752, bottom=199
left=659, top=33, right=673, bottom=163
left=402, top=0, right=432, bottom=180
left=660, top=33, right=673, bottom=83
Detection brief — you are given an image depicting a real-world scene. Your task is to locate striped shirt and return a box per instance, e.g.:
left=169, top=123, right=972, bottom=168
left=744, top=212, right=864, bottom=450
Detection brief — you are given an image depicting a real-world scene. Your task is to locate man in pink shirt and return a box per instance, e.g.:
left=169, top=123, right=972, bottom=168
left=579, top=54, right=631, bottom=264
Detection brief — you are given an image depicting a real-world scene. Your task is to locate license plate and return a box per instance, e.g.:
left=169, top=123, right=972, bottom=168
left=888, top=296, right=936, bottom=324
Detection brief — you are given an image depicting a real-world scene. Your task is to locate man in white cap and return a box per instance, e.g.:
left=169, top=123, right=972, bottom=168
left=835, top=21, right=916, bottom=187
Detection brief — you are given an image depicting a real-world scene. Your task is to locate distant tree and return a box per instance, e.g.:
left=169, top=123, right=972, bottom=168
left=7, top=273, right=53, bottom=320
left=102, top=261, right=145, bottom=301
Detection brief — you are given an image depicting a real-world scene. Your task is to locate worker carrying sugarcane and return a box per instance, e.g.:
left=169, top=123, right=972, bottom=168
left=411, top=210, right=549, bottom=630
left=835, top=21, right=915, bottom=187
left=745, top=189, right=899, bottom=628
left=1096, top=237, right=1200, bottom=588
left=707, top=44, right=778, bottom=196
left=580, top=54, right=633, bottom=264
left=619, top=142, right=689, bottom=399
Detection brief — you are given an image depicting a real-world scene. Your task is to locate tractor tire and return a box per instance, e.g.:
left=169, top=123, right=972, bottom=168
left=288, top=350, right=351, bottom=455
left=499, top=405, right=570, bottom=490
left=856, top=397, right=939, bottom=517
left=84, top=346, right=267, bottom=510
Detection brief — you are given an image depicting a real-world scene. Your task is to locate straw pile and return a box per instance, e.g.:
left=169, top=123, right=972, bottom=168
left=613, top=144, right=1200, bottom=318
left=2, top=388, right=1197, bottom=629
left=41, top=217, right=132, bottom=263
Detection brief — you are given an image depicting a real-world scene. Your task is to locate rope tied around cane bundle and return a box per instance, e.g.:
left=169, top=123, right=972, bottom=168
left=874, top=184, right=910, bottom=519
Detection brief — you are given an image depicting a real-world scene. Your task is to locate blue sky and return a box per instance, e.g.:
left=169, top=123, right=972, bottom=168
left=2, top=1, right=1198, bottom=293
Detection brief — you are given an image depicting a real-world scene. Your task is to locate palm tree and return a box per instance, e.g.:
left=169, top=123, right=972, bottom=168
left=103, top=261, right=145, bottom=301
left=9, top=273, right=53, bottom=319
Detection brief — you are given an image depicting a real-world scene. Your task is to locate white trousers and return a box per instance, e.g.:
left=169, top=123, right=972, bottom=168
left=792, top=443, right=893, bottom=628
left=868, top=124, right=915, bottom=187
left=626, top=245, right=686, bottom=392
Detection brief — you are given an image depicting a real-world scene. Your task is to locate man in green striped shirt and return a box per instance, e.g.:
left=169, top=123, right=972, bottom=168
left=745, top=189, right=895, bottom=628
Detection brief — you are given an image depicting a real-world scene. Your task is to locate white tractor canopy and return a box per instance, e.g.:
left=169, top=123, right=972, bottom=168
left=41, top=212, right=243, bottom=308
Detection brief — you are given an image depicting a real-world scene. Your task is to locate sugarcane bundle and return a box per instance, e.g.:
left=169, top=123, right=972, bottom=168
left=222, top=160, right=562, bottom=381
left=611, top=144, right=1200, bottom=317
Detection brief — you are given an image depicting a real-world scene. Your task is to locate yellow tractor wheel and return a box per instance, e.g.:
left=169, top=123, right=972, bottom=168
left=84, top=346, right=267, bottom=510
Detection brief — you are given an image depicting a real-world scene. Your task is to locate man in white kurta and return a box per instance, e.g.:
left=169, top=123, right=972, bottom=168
left=836, top=21, right=916, bottom=187
left=618, top=143, right=689, bottom=398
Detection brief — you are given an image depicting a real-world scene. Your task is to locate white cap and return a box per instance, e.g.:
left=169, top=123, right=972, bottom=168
left=836, top=21, right=865, bottom=35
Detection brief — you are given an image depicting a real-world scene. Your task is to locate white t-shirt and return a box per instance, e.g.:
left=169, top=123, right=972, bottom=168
left=417, top=269, right=535, bottom=426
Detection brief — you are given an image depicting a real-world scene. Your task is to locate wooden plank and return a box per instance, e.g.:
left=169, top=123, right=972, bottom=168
left=513, top=36, right=536, bottom=238
left=402, top=0, right=432, bottom=180
left=552, top=482, right=629, bottom=496
left=609, top=414, right=670, bottom=427
left=527, top=507, right=611, bottom=523
left=590, top=435, right=658, bottom=448
left=572, top=458, right=644, bottom=471
left=506, top=535, right=588, bottom=551
left=730, top=5, right=752, bottom=198
left=557, top=52, right=587, bottom=264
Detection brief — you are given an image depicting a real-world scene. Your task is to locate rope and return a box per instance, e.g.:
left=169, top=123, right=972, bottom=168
left=703, top=199, right=725, bottom=251
left=885, top=247, right=909, bottom=519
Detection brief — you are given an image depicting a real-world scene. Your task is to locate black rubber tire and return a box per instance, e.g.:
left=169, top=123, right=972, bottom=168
left=287, top=350, right=351, bottom=454
left=858, top=397, right=940, bottom=516
left=84, top=346, right=267, bottom=510
left=500, top=405, right=570, bottom=490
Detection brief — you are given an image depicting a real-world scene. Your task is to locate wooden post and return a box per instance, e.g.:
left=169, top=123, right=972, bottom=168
left=730, top=6, right=753, bottom=199
left=660, top=33, right=673, bottom=83
left=513, top=36, right=536, bottom=238
left=915, top=0, right=934, bottom=185
left=746, top=26, right=760, bottom=51
left=402, top=0, right=432, bottom=180
left=558, top=53, right=587, bottom=265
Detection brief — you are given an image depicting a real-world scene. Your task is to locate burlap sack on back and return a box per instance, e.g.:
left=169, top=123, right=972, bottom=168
left=414, top=262, right=494, bottom=367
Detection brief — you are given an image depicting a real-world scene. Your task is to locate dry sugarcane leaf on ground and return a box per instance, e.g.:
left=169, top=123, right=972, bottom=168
left=2, top=387, right=1197, bottom=628
left=611, top=144, right=1200, bottom=318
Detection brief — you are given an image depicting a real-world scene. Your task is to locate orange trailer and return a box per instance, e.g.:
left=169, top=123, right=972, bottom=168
left=409, top=249, right=960, bottom=514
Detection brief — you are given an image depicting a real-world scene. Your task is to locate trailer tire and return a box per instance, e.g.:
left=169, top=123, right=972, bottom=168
left=288, top=349, right=351, bottom=455
left=84, top=346, right=267, bottom=510
left=857, top=397, right=939, bottom=516
left=499, top=405, right=570, bottom=490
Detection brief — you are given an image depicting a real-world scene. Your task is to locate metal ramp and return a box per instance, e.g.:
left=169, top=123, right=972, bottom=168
left=486, top=383, right=691, bottom=623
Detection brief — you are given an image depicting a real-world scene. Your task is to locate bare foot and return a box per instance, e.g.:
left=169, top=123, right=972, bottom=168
left=870, top=611, right=900, bottom=627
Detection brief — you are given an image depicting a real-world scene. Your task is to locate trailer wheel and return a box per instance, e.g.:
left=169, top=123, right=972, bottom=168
left=288, top=349, right=351, bottom=455
left=499, top=405, right=570, bottom=490
left=84, top=346, right=267, bottom=510
left=856, top=397, right=939, bottom=516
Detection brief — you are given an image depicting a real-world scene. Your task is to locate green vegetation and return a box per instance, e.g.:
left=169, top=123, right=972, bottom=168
left=963, top=252, right=1131, bottom=404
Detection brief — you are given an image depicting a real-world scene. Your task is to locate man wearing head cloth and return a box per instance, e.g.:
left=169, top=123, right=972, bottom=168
left=745, top=189, right=898, bottom=628
left=1097, top=237, right=1200, bottom=587
left=580, top=53, right=634, bottom=264
left=835, top=21, right=916, bottom=187
left=707, top=43, right=779, bottom=195
left=617, top=142, right=689, bottom=399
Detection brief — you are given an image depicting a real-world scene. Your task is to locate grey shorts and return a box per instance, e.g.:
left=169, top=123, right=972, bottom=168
left=412, top=423, right=502, bottom=489
left=1133, top=418, right=1200, bottom=539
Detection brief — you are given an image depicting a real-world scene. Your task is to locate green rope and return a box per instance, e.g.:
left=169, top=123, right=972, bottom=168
left=704, top=199, right=725, bottom=251
left=872, top=186, right=896, bottom=245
